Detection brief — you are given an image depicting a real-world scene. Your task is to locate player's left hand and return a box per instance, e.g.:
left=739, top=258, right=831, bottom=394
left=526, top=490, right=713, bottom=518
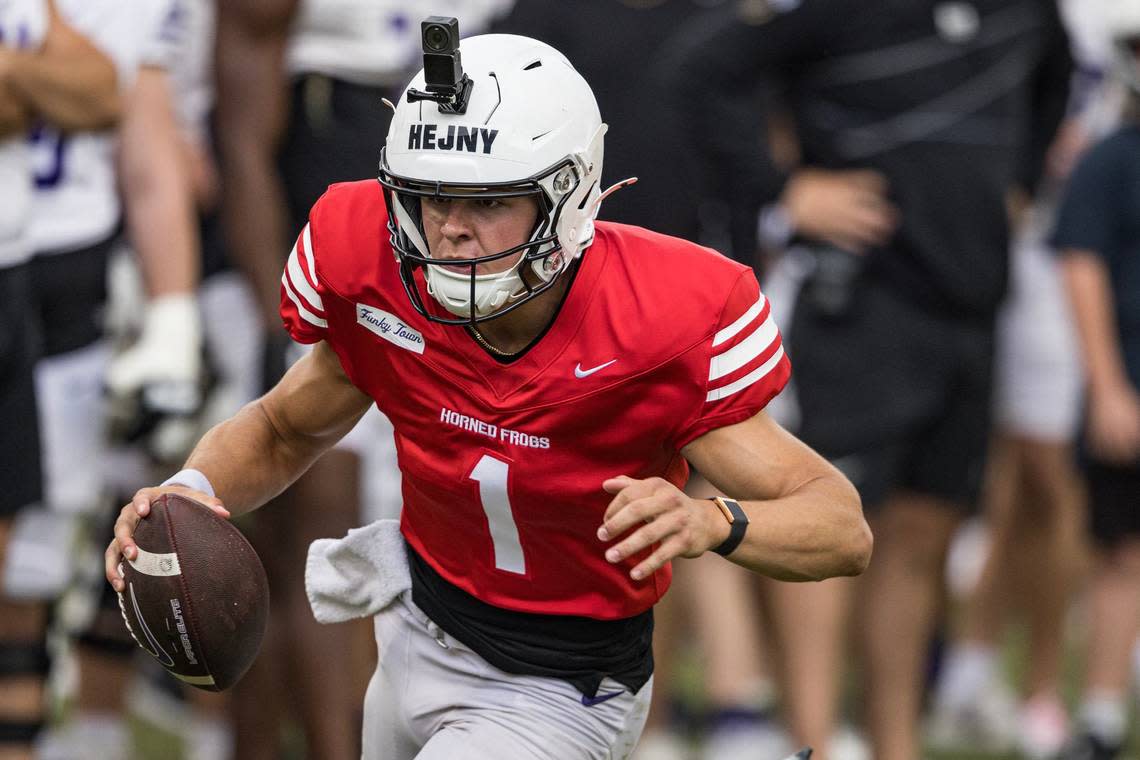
left=598, top=476, right=731, bottom=580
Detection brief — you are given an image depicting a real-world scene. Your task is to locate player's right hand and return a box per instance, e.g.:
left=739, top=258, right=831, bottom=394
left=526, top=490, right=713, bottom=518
left=105, top=486, right=229, bottom=593
left=782, top=168, right=899, bottom=254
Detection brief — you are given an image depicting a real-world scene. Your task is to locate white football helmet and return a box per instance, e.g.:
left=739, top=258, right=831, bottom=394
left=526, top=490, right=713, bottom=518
left=1106, top=0, right=1140, bottom=97
left=379, top=33, right=607, bottom=324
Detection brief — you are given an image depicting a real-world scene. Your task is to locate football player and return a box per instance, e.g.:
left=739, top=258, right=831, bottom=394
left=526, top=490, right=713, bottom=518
left=107, top=29, right=871, bottom=760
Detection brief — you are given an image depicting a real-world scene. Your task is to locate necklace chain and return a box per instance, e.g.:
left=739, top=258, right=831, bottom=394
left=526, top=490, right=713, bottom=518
left=469, top=327, right=514, bottom=357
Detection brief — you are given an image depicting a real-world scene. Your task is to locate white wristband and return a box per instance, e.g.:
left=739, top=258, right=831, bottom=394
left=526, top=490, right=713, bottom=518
left=160, top=468, right=216, bottom=498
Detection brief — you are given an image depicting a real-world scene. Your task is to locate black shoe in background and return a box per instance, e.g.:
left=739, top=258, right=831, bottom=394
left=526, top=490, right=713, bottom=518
left=1058, top=732, right=1124, bottom=760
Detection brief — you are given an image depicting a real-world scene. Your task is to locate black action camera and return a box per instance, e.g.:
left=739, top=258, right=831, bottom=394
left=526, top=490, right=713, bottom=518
left=406, top=16, right=474, bottom=114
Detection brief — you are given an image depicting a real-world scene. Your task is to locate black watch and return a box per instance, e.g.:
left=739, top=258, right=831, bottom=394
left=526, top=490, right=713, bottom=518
left=708, top=496, right=749, bottom=556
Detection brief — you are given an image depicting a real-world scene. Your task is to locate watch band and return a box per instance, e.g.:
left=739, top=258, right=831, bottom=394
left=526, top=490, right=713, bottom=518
left=709, top=496, right=749, bottom=556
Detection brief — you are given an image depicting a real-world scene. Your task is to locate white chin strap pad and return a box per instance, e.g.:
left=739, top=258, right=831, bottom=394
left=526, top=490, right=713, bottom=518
left=426, top=263, right=526, bottom=318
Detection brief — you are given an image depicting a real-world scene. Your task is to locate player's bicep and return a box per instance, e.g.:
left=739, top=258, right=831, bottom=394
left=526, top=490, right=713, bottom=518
left=681, top=410, right=838, bottom=502
left=260, top=341, right=372, bottom=450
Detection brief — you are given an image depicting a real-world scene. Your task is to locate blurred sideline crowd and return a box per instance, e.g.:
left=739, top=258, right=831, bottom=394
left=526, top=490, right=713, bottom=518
left=0, top=1, right=1138, bottom=759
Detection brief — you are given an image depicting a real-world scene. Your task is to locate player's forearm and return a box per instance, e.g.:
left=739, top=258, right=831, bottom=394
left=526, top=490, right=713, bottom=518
left=1063, top=252, right=1131, bottom=395
left=5, top=45, right=118, bottom=131
left=182, top=343, right=371, bottom=512
left=215, top=0, right=296, bottom=326
left=182, top=400, right=328, bottom=515
left=729, top=474, right=871, bottom=582
left=217, top=152, right=292, bottom=325
left=119, top=68, right=198, bottom=298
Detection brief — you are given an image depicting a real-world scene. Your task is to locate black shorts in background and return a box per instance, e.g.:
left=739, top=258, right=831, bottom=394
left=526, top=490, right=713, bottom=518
left=278, top=74, right=397, bottom=237
left=0, top=263, right=42, bottom=516
left=1084, top=459, right=1140, bottom=548
left=30, top=237, right=113, bottom=357
left=786, top=274, right=995, bottom=512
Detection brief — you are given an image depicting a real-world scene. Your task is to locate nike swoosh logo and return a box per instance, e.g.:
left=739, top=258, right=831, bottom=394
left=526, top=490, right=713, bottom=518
left=580, top=690, right=625, bottom=707
left=126, top=583, right=175, bottom=668
left=574, top=359, right=617, bottom=378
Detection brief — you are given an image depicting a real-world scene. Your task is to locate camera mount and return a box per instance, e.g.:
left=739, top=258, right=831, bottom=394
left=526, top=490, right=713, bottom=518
left=406, top=17, right=474, bottom=115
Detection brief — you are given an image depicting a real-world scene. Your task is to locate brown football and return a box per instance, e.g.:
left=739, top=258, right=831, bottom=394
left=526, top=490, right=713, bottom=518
left=117, top=493, right=269, bottom=691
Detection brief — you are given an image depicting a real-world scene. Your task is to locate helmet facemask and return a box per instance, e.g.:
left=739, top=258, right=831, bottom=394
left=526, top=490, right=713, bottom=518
left=380, top=147, right=598, bottom=325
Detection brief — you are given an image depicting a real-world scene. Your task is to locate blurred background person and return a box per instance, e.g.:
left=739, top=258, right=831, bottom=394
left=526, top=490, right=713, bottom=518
left=1052, top=4, right=1140, bottom=757
left=927, top=1, right=1124, bottom=756
left=667, top=2, right=1072, bottom=758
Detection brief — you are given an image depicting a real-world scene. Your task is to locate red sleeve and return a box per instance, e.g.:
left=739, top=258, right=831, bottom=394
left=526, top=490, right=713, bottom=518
left=675, top=269, right=791, bottom=448
left=279, top=221, right=329, bottom=344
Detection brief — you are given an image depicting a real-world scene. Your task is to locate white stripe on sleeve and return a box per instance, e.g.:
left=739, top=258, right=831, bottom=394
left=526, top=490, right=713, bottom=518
left=301, top=224, right=320, bottom=287
left=709, top=314, right=779, bottom=381
left=282, top=272, right=328, bottom=329
left=712, top=295, right=766, bottom=347
left=706, top=346, right=785, bottom=402
left=287, top=243, right=325, bottom=313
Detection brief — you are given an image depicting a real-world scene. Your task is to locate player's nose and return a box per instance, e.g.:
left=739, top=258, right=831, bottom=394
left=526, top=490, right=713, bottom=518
left=438, top=201, right=476, bottom=240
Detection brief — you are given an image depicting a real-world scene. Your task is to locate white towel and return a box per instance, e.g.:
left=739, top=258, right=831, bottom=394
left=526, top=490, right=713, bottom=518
left=305, top=519, right=411, bottom=624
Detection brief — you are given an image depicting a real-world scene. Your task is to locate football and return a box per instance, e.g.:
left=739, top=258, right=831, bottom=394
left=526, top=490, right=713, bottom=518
left=117, top=493, right=269, bottom=691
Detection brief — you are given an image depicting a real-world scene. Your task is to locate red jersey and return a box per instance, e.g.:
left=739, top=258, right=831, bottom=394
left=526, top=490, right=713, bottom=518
left=279, top=180, right=790, bottom=619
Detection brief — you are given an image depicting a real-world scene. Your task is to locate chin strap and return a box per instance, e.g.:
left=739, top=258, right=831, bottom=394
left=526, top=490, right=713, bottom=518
left=590, top=177, right=637, bottom=214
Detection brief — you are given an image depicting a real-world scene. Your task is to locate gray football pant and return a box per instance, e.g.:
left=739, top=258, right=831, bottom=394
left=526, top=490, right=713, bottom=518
left=363, top=594, right=652, bottom=760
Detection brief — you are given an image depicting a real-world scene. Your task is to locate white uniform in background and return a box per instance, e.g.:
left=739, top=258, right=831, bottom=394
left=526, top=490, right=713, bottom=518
left=287, top=0, right=512, bottom=86
left=31, top=0, right=153, bottom=516
left=29, top=0, right=150, bottom=255
left=0, top=0, right=46, bottom=270
left=992, top=0, right=1125, bottom=442
left=150, top=0, right=214, bottom=146
left=1060, top=0, right=1125, bottom=139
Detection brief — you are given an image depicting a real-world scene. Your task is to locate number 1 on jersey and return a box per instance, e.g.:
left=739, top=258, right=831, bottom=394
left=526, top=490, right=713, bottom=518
left=469, top=454, right=526, bottom=575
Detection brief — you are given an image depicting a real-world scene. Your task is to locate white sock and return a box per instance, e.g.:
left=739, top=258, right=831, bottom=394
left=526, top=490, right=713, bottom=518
left=60, top=711, right=129, bottom=751
left=1078, top=692, right=1128, bottom=746
left=185, top=714, right=234, bottom=760
left=935, top=642, right=998, bottom=710
left=34, top=341, right=111, bottom=515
